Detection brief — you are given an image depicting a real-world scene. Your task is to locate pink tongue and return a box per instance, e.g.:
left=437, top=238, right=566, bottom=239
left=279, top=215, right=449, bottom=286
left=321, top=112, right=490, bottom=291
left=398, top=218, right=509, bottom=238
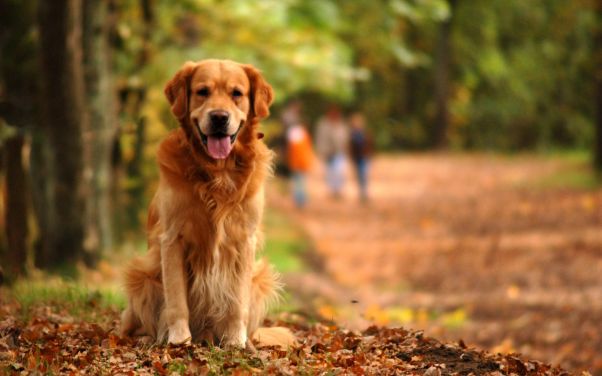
left=207, top=135, right=233, bottom=159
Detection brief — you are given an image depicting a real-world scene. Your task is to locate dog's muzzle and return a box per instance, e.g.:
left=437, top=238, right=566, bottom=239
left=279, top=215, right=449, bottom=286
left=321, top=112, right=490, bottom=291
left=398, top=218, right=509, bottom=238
left=196, top=120, right=243, bottom=160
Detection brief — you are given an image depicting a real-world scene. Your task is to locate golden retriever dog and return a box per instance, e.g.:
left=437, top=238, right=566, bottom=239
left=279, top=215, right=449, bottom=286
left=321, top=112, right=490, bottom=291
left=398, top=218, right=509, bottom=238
left=120, top=59, right=293, bottom=348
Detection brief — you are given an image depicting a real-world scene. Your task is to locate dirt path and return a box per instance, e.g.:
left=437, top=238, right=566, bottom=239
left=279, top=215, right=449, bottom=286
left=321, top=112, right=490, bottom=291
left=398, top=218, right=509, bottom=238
left=269, top=154, right=602, bottom=374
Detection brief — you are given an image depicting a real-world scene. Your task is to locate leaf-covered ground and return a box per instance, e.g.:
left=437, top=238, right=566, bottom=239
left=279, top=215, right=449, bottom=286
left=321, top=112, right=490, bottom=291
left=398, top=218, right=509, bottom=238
left=0, top=153, right=598, bottom=375
left=0, top=302, right=576, bottom=375
left=273, top=154, right=601, bottom=375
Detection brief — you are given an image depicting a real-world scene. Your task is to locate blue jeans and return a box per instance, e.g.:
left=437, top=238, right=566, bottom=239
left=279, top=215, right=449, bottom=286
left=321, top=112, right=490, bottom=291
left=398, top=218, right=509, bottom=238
left=327, top=154, right=345, bottom=195
left=354, top=158, right=369, bottom=200
left=292, top=172, right=307, bottom=208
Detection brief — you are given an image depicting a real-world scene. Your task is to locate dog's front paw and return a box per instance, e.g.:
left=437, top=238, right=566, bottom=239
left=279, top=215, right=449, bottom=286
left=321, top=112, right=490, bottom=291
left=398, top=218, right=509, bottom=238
left=168, top=319, right=192, bottom=345
left=224, top=322, right=248, bottom=348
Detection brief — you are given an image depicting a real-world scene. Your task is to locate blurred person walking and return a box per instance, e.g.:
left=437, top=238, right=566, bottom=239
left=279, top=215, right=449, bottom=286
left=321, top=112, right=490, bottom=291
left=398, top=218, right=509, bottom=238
left=349, top=112, right=374, bottom=203
left=274, top=99, right=304, bottom=177
left=315, top=105, right=349, bottom=199
left=286, top=121, right=314, bottom=209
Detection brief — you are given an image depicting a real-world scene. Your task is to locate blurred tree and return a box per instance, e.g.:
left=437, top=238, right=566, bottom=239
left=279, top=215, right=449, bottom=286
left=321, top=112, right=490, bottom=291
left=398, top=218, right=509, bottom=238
left=36, top=0, right=87, bottom=270
left=432, top=0, right=457, bottom=148
left=82, top=0, right=119, bottom=263
left=0, top=0, right=38, bottom=279
left=594, top=2, right=602, bottom=172
left=2, top=134, right=28, bottom=279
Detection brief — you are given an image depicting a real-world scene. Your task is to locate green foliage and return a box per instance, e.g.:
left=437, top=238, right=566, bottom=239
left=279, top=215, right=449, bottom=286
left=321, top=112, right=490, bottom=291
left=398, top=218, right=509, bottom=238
left=138, top=0, right=359, bottom=101
left=111, top=0, right=598, bottom=151
left=112, top=0, right=447, bottom=152
left=2, top=0, right=596, bottom=154
left=451, top=0, right=596, bottom=150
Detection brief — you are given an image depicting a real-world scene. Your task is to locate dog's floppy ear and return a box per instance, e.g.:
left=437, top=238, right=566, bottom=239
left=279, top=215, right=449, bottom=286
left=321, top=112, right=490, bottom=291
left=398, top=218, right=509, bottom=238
left=241, top=64, right=274, bottom=120
left=164, top=61, right=197, bottom=121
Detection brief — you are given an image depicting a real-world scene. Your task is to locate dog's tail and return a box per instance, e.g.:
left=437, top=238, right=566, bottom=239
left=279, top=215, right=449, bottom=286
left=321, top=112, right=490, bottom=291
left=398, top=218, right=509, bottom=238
left=121, top=253, right=162, bottom=338
left=251, top=259, right=281, bottom=306
left=252, top=326, right=297, bottom=348
left=249, top=259, right=297, bottom=348
left=249, top=259, right=280, bottom=332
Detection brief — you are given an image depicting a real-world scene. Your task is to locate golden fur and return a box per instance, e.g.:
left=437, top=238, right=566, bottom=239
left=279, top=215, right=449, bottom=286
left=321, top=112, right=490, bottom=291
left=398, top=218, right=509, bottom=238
left=120, top=60, right=294, bottom=348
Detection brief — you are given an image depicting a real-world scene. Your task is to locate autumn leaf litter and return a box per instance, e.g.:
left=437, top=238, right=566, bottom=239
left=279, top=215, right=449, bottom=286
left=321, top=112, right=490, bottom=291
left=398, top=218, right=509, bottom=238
left=0, top=307, right=579, bottom=375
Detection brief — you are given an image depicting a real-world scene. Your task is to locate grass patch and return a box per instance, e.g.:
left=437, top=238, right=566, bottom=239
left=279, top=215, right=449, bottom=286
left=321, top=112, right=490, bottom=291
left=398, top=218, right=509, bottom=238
left=535, top=168, right=600, bottom=190
left=262, top=208, right=308, bottom=274
left=262, top=207, right=311, bottom=315
left=538, top=148, right=591, bottom=162
left=532, top=154, right=601, bottom=190
left=10, top=277, right=125, bottom=322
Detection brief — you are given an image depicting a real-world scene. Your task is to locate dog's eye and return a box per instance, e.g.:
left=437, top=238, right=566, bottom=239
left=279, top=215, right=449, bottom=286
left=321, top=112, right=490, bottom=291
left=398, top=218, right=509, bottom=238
left=232, top=89, right=243, bottom=98
left=196, top=88, right=210, bottom=97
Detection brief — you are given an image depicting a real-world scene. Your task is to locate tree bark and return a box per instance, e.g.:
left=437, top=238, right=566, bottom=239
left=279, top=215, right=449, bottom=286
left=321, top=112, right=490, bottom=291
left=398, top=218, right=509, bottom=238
left=3, top=134, right=28, bottom=279
left=432, top=0, right=457, bottom=149
left=36, top=0, right=87, bottom=269
left=595, top=3, right=602, bottom=172
left=0, top=0, right=38, bottom=280
left=82, top=0, right=117, bottom=264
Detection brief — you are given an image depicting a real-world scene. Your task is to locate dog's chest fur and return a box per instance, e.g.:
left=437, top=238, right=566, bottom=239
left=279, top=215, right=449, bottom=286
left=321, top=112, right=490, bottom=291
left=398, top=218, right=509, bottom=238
left=155, top=130, right=271, bottom=339
left=179, top=166, right=263, bottom=337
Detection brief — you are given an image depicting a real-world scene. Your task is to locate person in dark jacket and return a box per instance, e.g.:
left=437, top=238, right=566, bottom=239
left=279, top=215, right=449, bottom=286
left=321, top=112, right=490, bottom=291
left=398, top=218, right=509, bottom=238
left=349, top=112, right=374, bottom=202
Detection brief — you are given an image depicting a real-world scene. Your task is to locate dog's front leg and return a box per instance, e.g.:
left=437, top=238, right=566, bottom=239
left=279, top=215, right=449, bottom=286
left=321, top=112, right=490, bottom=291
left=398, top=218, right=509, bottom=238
left=220, top=267, right=252, bottom=348
left=161, top=234, right=191, bottom=345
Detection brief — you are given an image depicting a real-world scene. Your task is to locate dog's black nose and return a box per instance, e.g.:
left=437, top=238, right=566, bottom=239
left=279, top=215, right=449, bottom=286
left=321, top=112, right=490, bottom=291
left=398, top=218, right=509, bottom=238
left=209, top=110, right=230, bottom=128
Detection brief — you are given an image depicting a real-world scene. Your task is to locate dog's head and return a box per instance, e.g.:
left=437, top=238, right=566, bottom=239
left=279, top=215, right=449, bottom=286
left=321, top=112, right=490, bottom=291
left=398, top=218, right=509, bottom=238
left=164, top=59, right=274, bottom=160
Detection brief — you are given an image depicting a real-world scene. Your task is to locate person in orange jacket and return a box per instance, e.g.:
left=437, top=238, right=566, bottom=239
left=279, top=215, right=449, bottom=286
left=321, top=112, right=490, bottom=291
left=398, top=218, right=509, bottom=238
left=286, top=121, right=314, bottom=208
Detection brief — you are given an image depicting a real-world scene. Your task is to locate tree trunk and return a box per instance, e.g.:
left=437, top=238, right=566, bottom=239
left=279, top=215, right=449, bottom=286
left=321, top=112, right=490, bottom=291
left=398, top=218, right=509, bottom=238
left=81, top=0, right=117, bottom=265
left=36, top=0, right=87, bottom=269
left=432, top=0, right=457, bottom=149
left=29, top=131, right=52, bottom=267
left=594, top=4, right=602, bottom=173
left=0, top=0, right=38, bottom=280
left=3, top=134, right=28, bottom=279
